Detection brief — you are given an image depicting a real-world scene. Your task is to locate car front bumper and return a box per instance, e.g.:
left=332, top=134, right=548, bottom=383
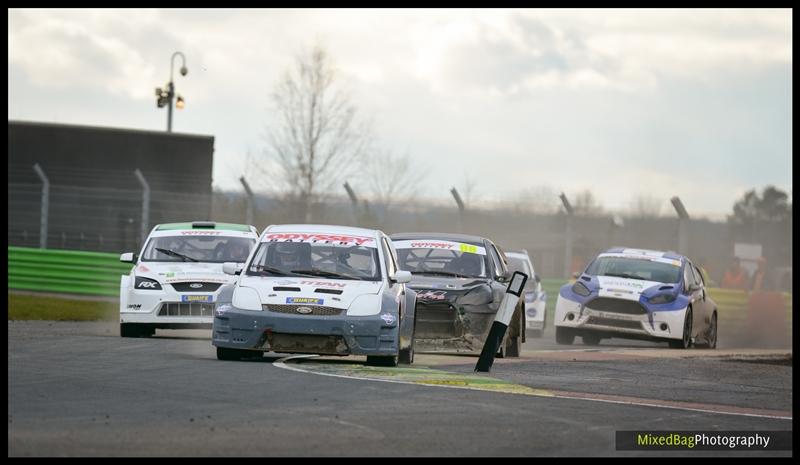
left=212, top=307, right=400, bottom=357
left=553, top=296, right=687, bottom=341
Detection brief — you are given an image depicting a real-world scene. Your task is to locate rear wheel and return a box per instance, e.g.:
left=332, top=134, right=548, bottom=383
left=697, top=312, right=717, bottom=349
left=216, top=347, right=252, bottom=361
left=668, top=308, right=693, bottom=349
left=366, top=355, right=399, bottom=367
left=555, top=327, right=575, bottom=345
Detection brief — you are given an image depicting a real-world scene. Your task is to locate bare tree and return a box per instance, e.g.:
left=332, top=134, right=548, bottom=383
left=266, top=45, right=370, bottom=222
left=628, top=194, right=664, bottom=218
left=572, top=189, right=604, bottom=215
left=364, top=150, right=426, bottom=209
left=460, top=170, right=479, bottom=209
left=512, top=186, right=559, bottom=214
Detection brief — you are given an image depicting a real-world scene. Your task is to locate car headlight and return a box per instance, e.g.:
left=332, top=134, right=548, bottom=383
left=571, top=281, right=591, bottom=297
left=458, top=285, right=493, bottom=306
left=232, top=286, right=263, bottom=311
left=134, top=276, right=162, bottom=290
left=649, top=293, right=676, bottom=304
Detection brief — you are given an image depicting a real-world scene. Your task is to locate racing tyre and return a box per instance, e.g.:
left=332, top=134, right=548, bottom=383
left=697, top=312, right=718, bottom=349
left=366, top=355, right=399, bottom=367
left=496, top=343, right=506, bottom=358
left=504, top=332, right=522, bottom=357
left=582, top=334, right=602, bottom=346
left=399, top=331, right=415, bottom=365
left=120, top=323, right=153, bottom=338
left=216, top=347, right=251, bottom=361
left=668, top=307, right=693, bottom=349
left=527, top=329, right=544, bottom=339
left=555, top=327, right=575, bottom=345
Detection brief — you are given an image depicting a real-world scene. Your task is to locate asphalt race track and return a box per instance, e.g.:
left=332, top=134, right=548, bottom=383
left=8, top=321, right=792, bottom=456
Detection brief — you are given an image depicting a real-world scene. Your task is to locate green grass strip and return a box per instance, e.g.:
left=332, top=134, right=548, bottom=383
left=8, top=293, right=118, bottom=321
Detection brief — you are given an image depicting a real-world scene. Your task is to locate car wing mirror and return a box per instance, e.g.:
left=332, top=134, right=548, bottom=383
left=393, top=270, right=412, bottom=284
left=120, top=252, right=137, bottom=263
left=223, top=262, right=244, bottom=275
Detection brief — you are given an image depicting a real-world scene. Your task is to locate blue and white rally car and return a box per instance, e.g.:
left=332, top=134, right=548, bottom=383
left=554, top=248, right=718, bottom=349
left=119, top=222, right=259, bottom=337
left=212, top=224, right=417, bottom=366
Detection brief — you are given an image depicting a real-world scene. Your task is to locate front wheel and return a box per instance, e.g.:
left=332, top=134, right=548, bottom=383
left=668, top=307, right=693, bottom=349
left=120, top=323, right=154, bottom=338
left=582, top=334, right=602, bottom=346
left=555, top=327, right=575, bottom=345
left=399, top=331, right=415, bottom=365
left=216, top=347, right=253, bottom=361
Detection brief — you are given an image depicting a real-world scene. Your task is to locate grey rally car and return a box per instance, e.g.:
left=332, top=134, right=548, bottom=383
left=390, top=232, right=525, bottom=357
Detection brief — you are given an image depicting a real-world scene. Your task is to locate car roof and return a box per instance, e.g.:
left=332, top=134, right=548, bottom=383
left=264, top=224, right=382, bottom=237
left=505, top=251, right=530, bottom=260
left=155, top=222, right=256, bottom=233
left=602, top=247, right=684, bottom=261
left=390, top=232, right=487, bottom=246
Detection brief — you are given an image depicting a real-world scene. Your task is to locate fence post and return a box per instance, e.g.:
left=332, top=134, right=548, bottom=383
left=560, top=193, right=574, bottom=279
left=33, top=163, right=49, bottom=249
left=671, top=196, right=690, bottom=254
left=240, top=176, right=255, bottom=225
left=450, top=187, right=465, bottom=233
left=134, top=169, right=150, bottom=243
left=343, top=182, right=360, bottom=225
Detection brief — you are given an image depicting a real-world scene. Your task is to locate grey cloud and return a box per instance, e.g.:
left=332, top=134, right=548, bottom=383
left=440, top=16, right=620, bottom=95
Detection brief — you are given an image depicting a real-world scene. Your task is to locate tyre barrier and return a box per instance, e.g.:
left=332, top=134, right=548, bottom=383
left=8, top=246, right=131, bottom=296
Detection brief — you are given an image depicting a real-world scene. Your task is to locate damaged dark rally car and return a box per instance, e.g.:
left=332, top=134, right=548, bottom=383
left=390, top=232, right=525, bottom=357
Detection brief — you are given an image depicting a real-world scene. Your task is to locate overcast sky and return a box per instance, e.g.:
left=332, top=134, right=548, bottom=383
left=8, top=8, right=792, bottom=218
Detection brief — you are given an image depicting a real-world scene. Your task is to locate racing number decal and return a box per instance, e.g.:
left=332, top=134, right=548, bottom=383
left=459, top=244, right=478, bottom=254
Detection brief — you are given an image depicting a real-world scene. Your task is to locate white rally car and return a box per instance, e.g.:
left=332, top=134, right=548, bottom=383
left=505, top=250, right=547, bottom=337
left=212, top=224, right=417, bottom=366
left=119, top=222, right=259, bottom=337
left=554, top=248, right=718, bottom=349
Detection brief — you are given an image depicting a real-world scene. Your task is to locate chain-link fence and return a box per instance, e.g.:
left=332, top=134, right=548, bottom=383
left=8, top=179, right=792, bottom=289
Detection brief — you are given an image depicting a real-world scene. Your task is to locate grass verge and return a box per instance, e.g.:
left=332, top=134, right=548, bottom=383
left=8, top=292, right=117, bottom=321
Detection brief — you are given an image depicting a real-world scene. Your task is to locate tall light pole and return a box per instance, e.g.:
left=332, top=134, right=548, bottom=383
left=155, top=51, right=188, bottom=132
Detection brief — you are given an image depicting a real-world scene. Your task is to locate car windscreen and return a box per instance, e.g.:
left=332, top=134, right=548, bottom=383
left=245, top=241, right=382, bottom=281
left=584, top=256, right=682, bottom=283
left=506, top=255, right=536, bottom=291
left=141, top=235, right=255, bottom=263
left=393, top=241, right=488, bottom=278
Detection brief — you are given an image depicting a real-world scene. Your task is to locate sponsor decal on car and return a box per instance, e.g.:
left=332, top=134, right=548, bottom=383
left=265, top=233, right=375, bottom=247
left=287, top=297, right=324, bottom=305
left=392, top=240, right=487, bottom=255
left=180, top=231, right=222, bottom=235
left=127, top=304, right=142, bottom=310
left=417, top=290, right=448, bottom=301
left=380, top=313, right=396, bottom=325
left=299, top=280, right=347, bottom=287
left=181, top=295, right=214, bottom=303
